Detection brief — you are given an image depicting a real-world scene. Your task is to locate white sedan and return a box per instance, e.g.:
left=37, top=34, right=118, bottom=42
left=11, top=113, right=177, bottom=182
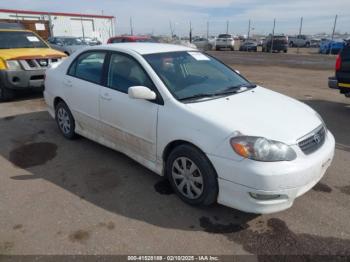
left=44, top=43, right=335, bottom=214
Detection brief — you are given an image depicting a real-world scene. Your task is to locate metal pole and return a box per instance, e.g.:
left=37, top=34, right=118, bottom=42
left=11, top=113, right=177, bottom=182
left=130, top=17, right=133, bottom=36
left=81, top=16, right=85, bottom=39
left=206, top=21, right=209, bottom=39
left=247, top=19, right=251, bottom=40
left=189, top=21, right=192, bottom=43
left=169, top=21, right=174, bottom=38
left=297, top=17, right=303, bottom=54
left=271, top=18, right=276, bottom=53
left=226, top=20, right=229, bottom=34
left=329, top=15, right=338, bottom=55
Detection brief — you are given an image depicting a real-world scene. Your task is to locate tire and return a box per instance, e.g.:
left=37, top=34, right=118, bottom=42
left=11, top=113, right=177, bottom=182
left=284, top=49, right=287, bottom=53
left=166, top=144, right=218, bottom=206
left=55, top=101, right=77, bottom=139
left=0, top=84, right=14, bottom=102
left=231, top=46, right=235, bottom=51
left=216, top=46, right=220, bottom=51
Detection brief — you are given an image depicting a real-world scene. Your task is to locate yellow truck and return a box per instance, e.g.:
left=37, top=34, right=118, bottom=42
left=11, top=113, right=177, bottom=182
left=0, top=28, right=66, bottom=101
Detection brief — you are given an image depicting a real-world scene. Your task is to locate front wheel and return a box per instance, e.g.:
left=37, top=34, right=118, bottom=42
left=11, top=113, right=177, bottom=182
left=166, top=144, right=218, bottom=206
left=0, top=85, right=14, bottom=102
left=55, top=101, right=77, bottom=139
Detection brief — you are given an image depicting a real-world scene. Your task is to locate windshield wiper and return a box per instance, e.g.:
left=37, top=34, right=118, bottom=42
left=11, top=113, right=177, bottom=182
left=215, top=83, right=257, bottom=95
left=178, top=93, right=221, bottom=102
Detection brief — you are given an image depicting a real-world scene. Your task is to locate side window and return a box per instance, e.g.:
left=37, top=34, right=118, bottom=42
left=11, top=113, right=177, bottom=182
left=68, top=51, right=106, bottom=84
left=112, top=38, right=122, bottom=43
left=107, top=53, right=154, bottom=93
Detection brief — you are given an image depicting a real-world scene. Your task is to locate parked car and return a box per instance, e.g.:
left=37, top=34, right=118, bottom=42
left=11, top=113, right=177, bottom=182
left=310, top=39, right=321, bottom=48
left=288, top=35, right=311, bottom=47
left=44, top=43, right=335, bottom=214
left=239, top=41, right=258, bottom=52
left=319, top=39, right=345, bottom=55
left=262, top=34, right=288, bottom=53
left=0, top=27, right=65, bottom=101
left=80, top=37, right=102, bottom=46
left=328, top=44, right=350, bottom=97
left=215, top=34, right=235, bottom=51
left=192, top=38, right=213, bottom=51
left=107, top=35, right=155, bottom=44
left=48, top=36, right=88, bottom=55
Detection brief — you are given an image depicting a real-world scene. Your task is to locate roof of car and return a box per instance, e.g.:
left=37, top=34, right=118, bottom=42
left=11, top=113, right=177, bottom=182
left=103, top=43, right=195, bottom=55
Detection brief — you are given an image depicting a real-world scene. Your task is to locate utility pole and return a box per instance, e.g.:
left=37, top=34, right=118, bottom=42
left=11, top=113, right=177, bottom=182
left=271, top=18, right=276, bottom=53
left=206, top=21, right=209, bottom=39
left=297, top=17, right=303, bottom=54
left=247, top=19, right=251, bottom=40
left=189, top=21, right=192, bottom=43
left=330, top=15, right=338, bottom=55
left=226, top=20, right=229, bottom=34
left=169, top=21, right=174, bottom=38
left=130, top=17, right=134, bottom=36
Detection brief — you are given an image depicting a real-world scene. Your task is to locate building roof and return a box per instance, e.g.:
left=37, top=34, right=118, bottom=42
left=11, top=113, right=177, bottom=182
left=96, top=43, right=195, bottom=55
left=0, top=8, right=114, bottom=19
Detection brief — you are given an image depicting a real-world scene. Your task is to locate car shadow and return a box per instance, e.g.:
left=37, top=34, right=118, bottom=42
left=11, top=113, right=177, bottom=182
left=301, top=99, right=350, bottom=152
left=0, top=111, right=258, bottom=234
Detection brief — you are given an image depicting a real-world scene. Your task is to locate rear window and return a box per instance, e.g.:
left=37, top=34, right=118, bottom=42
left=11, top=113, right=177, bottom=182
left=218, top=34, right=232, bottom=39
left=0, top=31, right=48, bottom=49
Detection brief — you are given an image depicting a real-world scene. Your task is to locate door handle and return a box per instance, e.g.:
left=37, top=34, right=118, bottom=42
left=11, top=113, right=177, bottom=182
left=100, top=93, right=112, bottom=101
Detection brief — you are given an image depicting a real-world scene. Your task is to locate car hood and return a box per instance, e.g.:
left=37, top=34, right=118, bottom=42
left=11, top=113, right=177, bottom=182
left=0, top=48, right=65, bottom=60
left=186, top=86, right=322, bottom=145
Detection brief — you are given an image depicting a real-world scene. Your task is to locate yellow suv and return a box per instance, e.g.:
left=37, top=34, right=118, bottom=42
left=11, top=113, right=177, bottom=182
left=0, top=29, right=66, bottom=101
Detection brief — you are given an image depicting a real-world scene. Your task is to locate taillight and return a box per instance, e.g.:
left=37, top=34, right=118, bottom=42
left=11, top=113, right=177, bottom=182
left=335, top=54, right=342, bottom=71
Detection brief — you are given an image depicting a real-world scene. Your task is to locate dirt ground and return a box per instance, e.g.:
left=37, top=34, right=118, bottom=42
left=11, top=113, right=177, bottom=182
left=0, top=51, right=349, bottom=259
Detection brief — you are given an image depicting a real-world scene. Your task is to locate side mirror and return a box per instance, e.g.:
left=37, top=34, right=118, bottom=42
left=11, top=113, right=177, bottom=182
left=128, top=86, right=156, bottom=100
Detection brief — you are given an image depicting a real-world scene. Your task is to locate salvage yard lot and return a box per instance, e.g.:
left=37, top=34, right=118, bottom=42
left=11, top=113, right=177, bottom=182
left=0, top=51, right=350, bottom=256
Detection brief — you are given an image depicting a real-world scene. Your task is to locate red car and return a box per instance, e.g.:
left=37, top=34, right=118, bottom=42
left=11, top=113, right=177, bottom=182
left=107, top=35, right=155, bottom=44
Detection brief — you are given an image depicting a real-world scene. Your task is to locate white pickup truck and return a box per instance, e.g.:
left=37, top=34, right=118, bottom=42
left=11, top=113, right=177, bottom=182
left=288, top=35, right=311, bottom=47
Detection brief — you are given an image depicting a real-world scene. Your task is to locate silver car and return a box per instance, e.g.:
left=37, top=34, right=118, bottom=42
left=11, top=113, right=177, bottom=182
left=48, top=37, right=88, bottom=56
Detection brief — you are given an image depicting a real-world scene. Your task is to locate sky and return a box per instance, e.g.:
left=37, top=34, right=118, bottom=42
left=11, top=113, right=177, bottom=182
left=1, top=0, right=350, bottom=36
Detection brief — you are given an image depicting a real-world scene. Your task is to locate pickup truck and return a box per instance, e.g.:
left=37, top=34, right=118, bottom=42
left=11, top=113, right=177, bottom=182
left=328, top=44, right=350, bottom=97
left=0, top=27, right=66, bottom=101
left=288, top=35, right=310, bottom=47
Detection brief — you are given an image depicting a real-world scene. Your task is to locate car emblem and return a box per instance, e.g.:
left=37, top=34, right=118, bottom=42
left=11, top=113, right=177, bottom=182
left=313, top=133, right=321, bottom=144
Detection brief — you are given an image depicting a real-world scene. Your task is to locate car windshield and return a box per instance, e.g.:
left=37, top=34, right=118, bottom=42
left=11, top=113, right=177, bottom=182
left=60, top=38, right=84, bottom=45
left=144, top=51, right=254, bottom=101
left=0, top=31, right=48, bottom=49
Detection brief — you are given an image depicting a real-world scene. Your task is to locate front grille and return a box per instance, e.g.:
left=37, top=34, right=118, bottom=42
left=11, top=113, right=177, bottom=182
left=298, top=125, right=326, bottom=155
left=19, top=58, right=58, bottom=71
left=25, top=59, right=36, bottom=68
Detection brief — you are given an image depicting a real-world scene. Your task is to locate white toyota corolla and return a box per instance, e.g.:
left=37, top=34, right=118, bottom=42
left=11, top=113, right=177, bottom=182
left=44, top=43, right=335, bottom=214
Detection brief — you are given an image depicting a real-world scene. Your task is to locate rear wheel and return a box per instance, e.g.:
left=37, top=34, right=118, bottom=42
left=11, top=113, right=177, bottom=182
left=55, top=101, right=77, bottom=139
left=166, top=144, right=218, bottom=206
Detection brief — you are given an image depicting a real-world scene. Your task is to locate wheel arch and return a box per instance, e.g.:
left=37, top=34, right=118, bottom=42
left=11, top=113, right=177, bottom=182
left=53, top=96, right=66, bottom=109
left=162, top=139, right=218, bottom=177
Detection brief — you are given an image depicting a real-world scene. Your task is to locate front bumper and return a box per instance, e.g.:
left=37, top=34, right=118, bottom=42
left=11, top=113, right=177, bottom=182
left=208, top=130, right=335, bottom=214
left=0, top=69, right=45, bottom=90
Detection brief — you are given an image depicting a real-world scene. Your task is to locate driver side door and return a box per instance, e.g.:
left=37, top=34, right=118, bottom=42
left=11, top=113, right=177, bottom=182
left=99, top=52, right=160, bottom=162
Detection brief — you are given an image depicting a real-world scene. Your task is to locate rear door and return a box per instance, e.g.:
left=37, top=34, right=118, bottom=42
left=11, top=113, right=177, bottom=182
left=337, top=45, right=350, bottom=86
left=65, top=50, right=107, bottom=134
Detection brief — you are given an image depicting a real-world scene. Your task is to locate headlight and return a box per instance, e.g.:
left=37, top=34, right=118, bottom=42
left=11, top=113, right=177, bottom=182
left=230, top=136, right=297, bottom=162
left=6, top=60, right=21, bottom=70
